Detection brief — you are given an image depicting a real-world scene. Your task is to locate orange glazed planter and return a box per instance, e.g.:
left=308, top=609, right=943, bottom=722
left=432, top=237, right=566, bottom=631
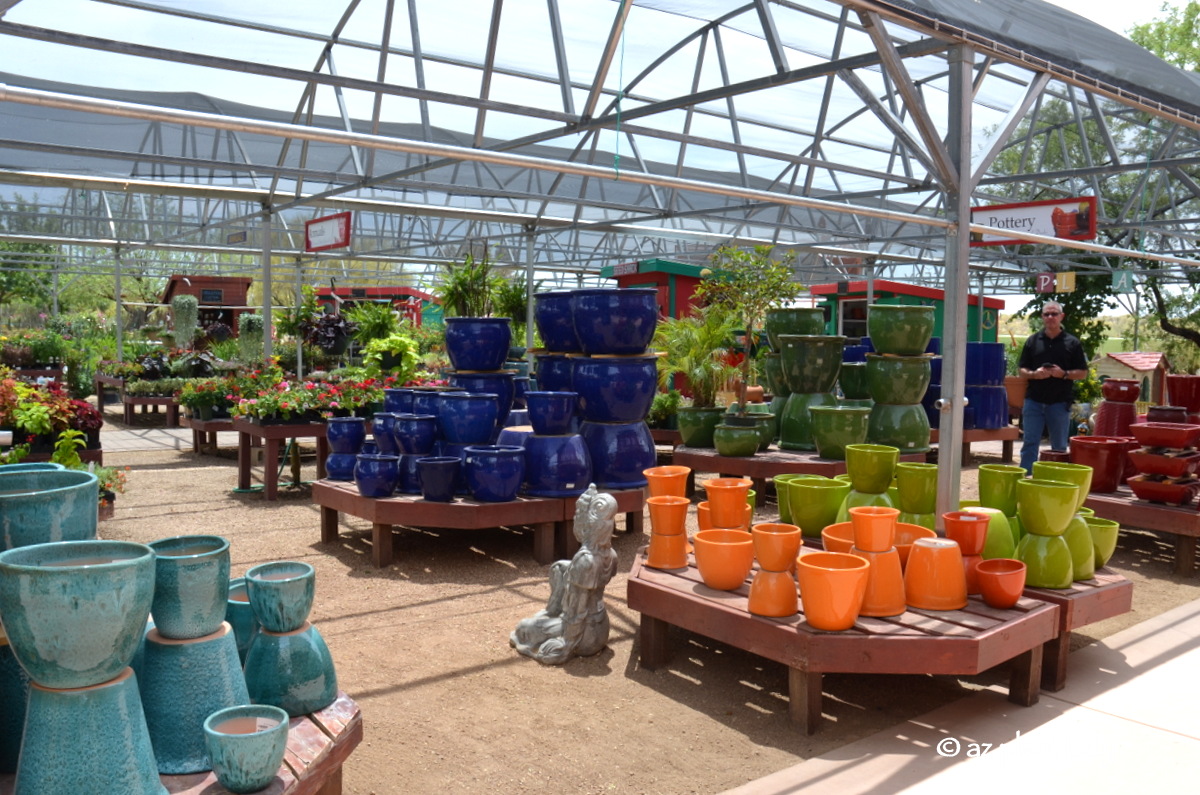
left=904, top=537, right=967, bottom=611
left=795, top=552, right=870, bottom=631
left=692, top=529, right=754, bottom=591
left=893, top=522, right=937, bottom=570
left=703, top=477, right=753, bottom=528
left=643, top=466, right=691, bottom=499
left=853, top=546, right=906, bottom=618
left=820, top=522, right=855, bottom=554
left=646, top=530, right=688, bottom=570
left=750, top=523, right=803, bottom=571
left=976, top=558, right=1027, bottom=609
left=847, top=505, right=899, bottom=552
left=646, top=496, right=689, bottom=536
left=697, top=501, right=751, bottom=531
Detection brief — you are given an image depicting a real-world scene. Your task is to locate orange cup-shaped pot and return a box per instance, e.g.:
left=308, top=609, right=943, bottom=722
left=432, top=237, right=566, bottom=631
left=747, top=569, right=799, bottom=617
left=646, top=529, right=688, bottom=570
left=751, top=523, right=803, bottom=571
left=643, top=465, right=691, bottom=499
left=894, top=522, right=937, bottom=570
left=848, top=506, right=900, bottom=552
left=942, top=510, right=989, bottom=556
left=693, top=529, right=754, bottom=591
left=795, top=552, right=871, bottom=631
left=820, top=522, right=856, bottom=554
left=704, top=477, right=753, bottom=528
left=647, top=495, right=690, bottom=536
left=976, top=558, right=1027, bottom=609
left=697, top=501, right=752, bottom=532
left=904, top=537, right=968, bottom=610
left=851, top=546, right=906, bottom=617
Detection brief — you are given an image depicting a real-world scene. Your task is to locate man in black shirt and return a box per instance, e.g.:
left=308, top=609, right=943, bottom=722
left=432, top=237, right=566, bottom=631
left=1017, top=301, right=1089, bottom=473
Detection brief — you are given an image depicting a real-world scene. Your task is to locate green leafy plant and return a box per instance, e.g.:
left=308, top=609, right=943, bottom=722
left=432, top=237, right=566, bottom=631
left=436, top=251, right=504, bottom=317
left=361, top=332, right=420, bottom=384
left=50, top=429, right=86, bottom=469
left=0, top=441, right=30, bottom=465
left=172, top=294, right=199, bottom=350
left=652, top=304, right=741, bottom=409
left=647, top=390, right=683, bottom=429
left=13, top=401, right=53, bottom=436
left=346, top=301, right=400, bottom=344
left=492, top=273, right=539, bottom=341
left=238, top=313, right=264, bottom=362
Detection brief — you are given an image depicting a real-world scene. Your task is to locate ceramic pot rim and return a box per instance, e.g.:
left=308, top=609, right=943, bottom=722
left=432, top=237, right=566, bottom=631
left=149, top=534, right=230, bottom=558
left=809, top=405, right=871, bottom=415
left=694, top=529, right=753, bottom=545
left=0, top=539, right=153, bottom=570
left=0, top=469, right=98, bottom=498
left=445, top=316, right=512, bottom=324
left=647, top=495, right=691, bottom=507
left=975, top=558, right=1026, bottom=575
left=751, top=522, right=802, bottom=536
left=463, top=444, right=525, bottom=454
left=204, top=703, right=289, bottom=736
left=776, top=334, right=847, bottom=344
left=526, top=390, right=578, bottom=398
left=246, top=560, right=314, bottom=584
left=796, top=551, right=869, bottom=572
left=357, top=453, right=399, bottom=462
left=440, top=392, right=499, bottom=400
left=1017, top=478, right=1079, bottom=492
left=572, top=287, right=657, bottom=296
left=416, top=456, right=462, bottom=465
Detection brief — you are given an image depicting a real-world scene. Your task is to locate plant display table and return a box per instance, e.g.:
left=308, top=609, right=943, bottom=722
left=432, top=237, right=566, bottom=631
left=1084, top=486, right=1200, bottom=576
left=94, top=373, right=125, bottom=405
left=312, top=479, right=644, bottom=568
left=122, top=395, right=182, bottom=427
left=929, top=426, right=1019, bottom=463
left=234, top=418, right=329, bottom=501
left=181, top=415, right=237, bottom=454
left=0, top=691, right=361, bottom=795
left=626, top=550, right=1058, bottom=734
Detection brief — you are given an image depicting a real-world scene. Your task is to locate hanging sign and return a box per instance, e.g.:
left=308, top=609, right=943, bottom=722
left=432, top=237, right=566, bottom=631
left=1034, top=272, right=1075, bottom=293
left=1112, top=271, right=1137, bottom=293
left=970, top=196, right=1097, bottom=247
left=305, top=212, right=352, bottom=252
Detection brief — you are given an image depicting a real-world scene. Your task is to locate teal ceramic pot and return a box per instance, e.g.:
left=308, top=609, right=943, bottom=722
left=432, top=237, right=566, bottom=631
left=865, top=354, right=932, bottom=405
left=1032, top=461, right=1093, bottom=513
left=677, top=406, right=726, bottom=448
left=762, top=353, right=791, bottom=397
left=1016, top=478, right=1080, bottom=537
left=204, top=704, right=290, bottom=794
left=1086, top=517, right=1121, bottom=568
left=894, top=462, right=938, bottom=514
left=778, top=391, right=838, bottom=451
left=18, top=668, right=166, bottom=795
left=0, top=540, right=155, bottom=689
left=713, top=423, right=761, bottom=457
left=1062, top=514, right=1096, bottom=580
left=866, top=304, right=935, bottom=355
left=1016, top=533, right=1074, bottom=589
left=765, top=307, right=826, bottom=348
left=246, top=561, right=316, bottom=633
left=789, top=478, right=852, bottom=538
left=148, top=534, right=231, bottom=640
left=0, top=643, right=30, bottom=774
left=139, top=624, right=250, bottom=774
left=777, top=334, right=846, bottom=394
left=977, top=464, right=1026, bottom=517
left=838, top=362, right=870, bottom=400
left=244, top=622, right=338, bottom=717
left=962, top=507, right=1016, bottom=560
left=844, top=443, right=900, bottom=494
left=835, top=488, right=896, bottom=522
left=809, top=405, right=871, bottom=460
left=867, top=402, right=931, bottom=453
left=0, top=462, right=63, bottom=473
left=0, top=469, right=99, bottom=551
left=225, top=578, right=259, bottom=665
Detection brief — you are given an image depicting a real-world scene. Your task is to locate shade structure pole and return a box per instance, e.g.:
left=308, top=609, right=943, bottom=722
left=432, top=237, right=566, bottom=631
left=525, top=227, right=536, bottom=351
left=114, top=246, right=123, bottom=362
left=262, top=210, right=274, bottom=362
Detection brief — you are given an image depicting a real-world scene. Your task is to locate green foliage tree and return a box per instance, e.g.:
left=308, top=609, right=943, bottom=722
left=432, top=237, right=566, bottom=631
left=1130, top=2, right=1200, bottom=70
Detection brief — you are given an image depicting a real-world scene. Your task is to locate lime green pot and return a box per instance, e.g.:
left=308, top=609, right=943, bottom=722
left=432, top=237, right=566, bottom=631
left=838, top=361, right=870, bottom=400
left=713, top=423, right=760, bottom=457
left=962, top=507, right=1016, bottom=560
left=1032, top=461, right=1093, bottom=513
left=788, top=478, right=852, bottom=538
left=774, top=474, right=823, bottom=524
left=844, top=443, right=899, bottom=494
left=1062, top=513, right=1096, bottom=581
left=1017, top=533, right=1074, bottom=589
left=765, top=307, right=826, bottom=349
left=777, top=335, right=845, bottom=394
left=762, top=353, right=791, bottom=397
left=977, top=464, right=1026, bottom=517
left=865, top=354, right=932, bottom=405
left=1086, top=517, right=1120, bottom=568
left=1016, top=478, right=1080, bottom=537
left=677, top=406, right=726, bottom=448
left=866, top=304, right=935, bottom=356
left=835, top=488, right=896, bottom=522
left=809, top=405, right=870, bottom=460
left=779, top=391, right=838, bottom=451
left=867, top=403, right=931, bottom=453
left=895, top=462, right=938, bottom=514
left=898, top=511, right=936, bottom=531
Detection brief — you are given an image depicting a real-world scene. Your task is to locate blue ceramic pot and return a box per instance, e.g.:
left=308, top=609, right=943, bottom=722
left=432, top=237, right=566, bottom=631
left=571, top=287, right=658, bottom=355
left=513, top=376, right=529, bottom=409
left=410, top=388, right=445, bottom=417
left=0, top=643, right=30, bottom=774
left=225, top=578, right=259, bottom=666
left=572, top=355, right=658, bottom=422
left=397, top=453, right=423, bottom=494
left=533, top=290, right=580, bottom=352
left=435, top=441, right=473, bottom=495
left=417, top=456, right=461, bottom=502
left=382, top=387, right=415, bottom=414
left=325, top=416, right=366, bottom=454
left=496, top=426, right=536, bottom=448
left=0, top=469, right=99, bottom=550
left=578, top=420, right=655, bottom=489
left=245, top=561, right=315, bottom=633
left=147, top=534, right=231, bottom=640
left=451, top=371, right=516, bottom=429
left=444, top=317, right=512, bottom=372
left=0, top=540, right=155, bottom=689
left=204, top=704, right=289, bottom=794
left=354, top=453, right=399, bottom=498
left=325, top=452, right=357, bottom=481
left=524, top=434, right=592, bottom=497
left=393, top=413, right=438, bottom=455
left=371, top=412, right=400, bottom=455
left=526, top=390, right=577, bottom=436
left=438, top=392, right=499, bottom=444
left=966, top=342, right=1007, bottom=386
left=534, top=353, right=574, bottom=392
left=463, top=444, right=526, bottom=502
left=244, top=623, right=338, bottom=717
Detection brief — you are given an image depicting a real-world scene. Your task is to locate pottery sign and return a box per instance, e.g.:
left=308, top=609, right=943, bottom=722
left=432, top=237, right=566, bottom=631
left=969, top=197, right=1097, bottom=247
left=305, top=211, right=352, bottom=252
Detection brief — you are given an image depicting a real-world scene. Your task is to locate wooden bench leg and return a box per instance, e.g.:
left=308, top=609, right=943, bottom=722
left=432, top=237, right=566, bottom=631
left=788, top=667, right=823, bottom=735
left=638, top=614, right=670, bottom=669
left=626, top=509, right=644, bottom=535
left=191, top=430, right=201, bottom=454
left=371, top=523, right=394, bottom=568
left=1002, top=438, right=1014, bottom=463
left=320, top=506, right=340, bottom=544
left=1175, top=535, right=1196, bottom=577
left=123, top=403, right=133, bottom=424
left=1008, top=644, right=1043, bottom=707
left=315, top=767, right=343, bottom=795
left=532, top=521, right=557, bottom=565
left=1041, top=632, right=1070, bottom=692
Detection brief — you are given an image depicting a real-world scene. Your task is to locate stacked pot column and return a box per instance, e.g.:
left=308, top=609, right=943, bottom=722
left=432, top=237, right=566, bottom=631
left=864, top=304, right=935, bottom=454
left=962, top=342, right=1009, bottom=431
left=763, top=308, right=825, bottom=443
left=777, top=333, right=845, bottom=451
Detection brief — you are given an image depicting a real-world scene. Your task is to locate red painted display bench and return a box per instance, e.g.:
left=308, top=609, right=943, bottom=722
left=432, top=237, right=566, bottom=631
left=312, top=479, right=644, bottom=568
left=930, top=426, right=1019, bottom=463
left=1084, top=486, right=1200, bottom=576
left=234, top=418, right=329, bottom=501
left=627, top=550, right=1058, bottom=734
left=0, top=692, right=362, bottom=795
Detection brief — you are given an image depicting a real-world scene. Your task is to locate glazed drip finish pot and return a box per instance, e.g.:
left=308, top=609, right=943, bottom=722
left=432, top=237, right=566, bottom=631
left=464, top=444, right=527, bottom=502
left=867, top=402, right=931, bottom=453
left=443, top=316, right=512, bottom=372
left=865, top=354, right=932, bottom=405
left=795, top=552, right=871, bottom=631
left=765, top=307, right=826, bottom=348
left=713, top=421, right=761, bottom=457
left=533, top=290, right=580, bottom=353
left=244, top=621, right=338, bottom=717
left=838, top=361, right=870, bottom=400
left=866, top=304, right=935, bottom=356
left=571, top=287, right=658, bottom=355
left=572, top=355, right=658, bottom=422
left=148, top=534, right=231, bottom=640
left=676, top=406, right=726, bottom=449
left=0, top=462, right=63, bottom=473
left=809, top=405, right=870, bottom=460
left=1015, top=478, right=1080, bottom=536
left=204, top=704, right=290, bottom=794
left=779, top=391, right=839, bottom=451
left=0, top=468, right=99, bottom=550
left=578, top=420, right=655, bottom=489
left=762, top=353, right=790, bottom=398
left=692, top=529, right=755, bottom=590
left=777, top=334, right=846, bottom=394
left=225, top=577, right=259, bottom=665
left=1, top=641, right=30, bottom=774
left=246, top=560, right=316, bottom=633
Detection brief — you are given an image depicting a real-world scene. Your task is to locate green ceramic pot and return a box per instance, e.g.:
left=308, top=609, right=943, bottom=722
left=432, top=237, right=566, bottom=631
left=1016, top=533, right=1074, bottom=589
left=1032, top=461, right=1093, bottom=513
left=777, top=335, right=846, bottom=394
left=677, top=406, right=726, bottom=448
left=769, top=395, right=788, bottom=439
left=977, top=464, right=1026, bottom=517
left=1086, top=517, right=1120, bottom=568
left=809, top=405, right=871, bottom=460
left=867, top=403, right=931, bottom=453
left=839, top=397, right=874, bottom=408
left=898, top=511, right=936, bottom=530
left=962, top=507, right=1016, bottom=560
left=765, top=307, right=826, bottom=349
left=894, top=462, right=938, bottom=514
left=1062, top=513, right=1096, bottom=581
left=779, top=391, right=838, bottom=451
left=762, top=353, right=791, bottom=397
left=835, top=488, right=896, bottom=522
left=751, top=414, right=776, bottom=451
left=1015, top=478, right=1080, bottom=537
left=866, top=304, right=935, bottom=356
left=713, top=423, right=760, bottom=457
left=844, top=443, right=899, bottom=494
left=838, top=361, right=870, bottom=400
left=774, top=473, right=824, bottom=524
left=865, top=354, right=932, bottom=405
left=788, top=478, right=852, bottom=538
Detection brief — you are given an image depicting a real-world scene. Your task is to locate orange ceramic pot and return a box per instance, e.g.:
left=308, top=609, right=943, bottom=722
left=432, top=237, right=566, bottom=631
left=696, top=501, right=713, bottom=532
left=893, top=522, right=937, bottom=570
left=751, top=523, right=803, bottom=571
left=747, top=569, right=799, bottom=617
left=820, top=522, right=856, bottom=554
left=646, top=495, right=690, bottom=536
left=645, top=529, right=688, bottom=570
left=976, top=558, right=1027, bottom=609
left=643, top=466, right=691, bottom=499
left=795, top=552, right=871, bottom=631
left=692, top=529, right=755, bottom=590
left=851, top=546, right=906, bottom=617
left=942, top=510, right=989, bottom=556
left=847, top=506, right=899, bottom=552
left=904, top=537, right=967, bottom=611
left=704, top=477, right=753, bottom=528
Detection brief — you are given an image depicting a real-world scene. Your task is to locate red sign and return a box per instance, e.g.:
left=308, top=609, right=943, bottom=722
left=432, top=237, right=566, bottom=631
left=611, top=261, right=639, bottom=276
left=305, top=212, right=352, bottom=252
left=970, top=196, right=1096, bottom=247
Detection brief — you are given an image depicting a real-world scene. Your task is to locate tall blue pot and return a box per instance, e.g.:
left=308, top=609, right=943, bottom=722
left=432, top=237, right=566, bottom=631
left=325, top=416, right=366, bottom=454
left=371, top=412, right=400, bottom=455
left=571, top=355, right=657, bottom=423
left=533, top=290, right=580, bottom=353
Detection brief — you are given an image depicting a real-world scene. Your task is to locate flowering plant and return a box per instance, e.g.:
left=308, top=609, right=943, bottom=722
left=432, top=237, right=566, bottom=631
left=228, top=379, right=315, bottom=420
left=177, top=378, right=232, bottom=410
left=311, top=377, right=383, bottom=415
left=97, top=360, right=145, bottom=380
left=405, top=370, right=450, bottom=388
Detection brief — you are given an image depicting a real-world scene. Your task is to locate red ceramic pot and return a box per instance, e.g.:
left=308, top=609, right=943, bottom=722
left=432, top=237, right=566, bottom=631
left=1166, top=374, right=1200, bottom=413
left=1146, top=406, right=1189, bottom=424
left=1093, top=400, right=1138, bottom=437
left=1069, top=436, right=1128, bottom=493
left=1100, top=378, right=1140, bottom=403
left=1127, top=422, right=1200, bottom=450
left=1126, top=448, right=1200, bottom=479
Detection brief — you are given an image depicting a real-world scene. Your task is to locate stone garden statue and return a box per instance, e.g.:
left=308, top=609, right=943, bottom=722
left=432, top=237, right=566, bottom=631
left=511, top=484, right=619, bottom=665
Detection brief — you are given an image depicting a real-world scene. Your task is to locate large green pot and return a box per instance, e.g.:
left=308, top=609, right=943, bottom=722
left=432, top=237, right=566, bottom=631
left=774, top=473, right=823, bottom=524
left=865, top=354, right=932, bottom=405
left=769, top=395, right=788, bottom=439
left=762, top=353, right=791, bottom=397
left=765, top=307, right=826, bottom=349
left=809, top=405, right=870, bottom=460
left=1086, top=517, right=1120, bottom=568
left=977, top=464, right=1026, bottom=517
left=838, top=362, right=870, bottom=400
left=677, top=406, right=727, bottom=448
left=894, top=462, right=938, bottom=514
left=788, top=478, right=852, bottom=538
left=751, top=413, right=776, bottom=451
left=713, top=423, right=761, bottom=457
left=1016, top=533, right=1074, bottom=589
left=867, top=403, right=931, bottom=453
left=962, top=506, right=1016, bottom=559
left=1015, top=478, right=1079, bottom=537
left=777, top=335, right=845, bottom=394
left=1032, top=461, right=1093, bottom=513
left=844, top=443, right=899, bottom=494
left=866, top=304, right=935, bottom=356
left=1062, top=513, right=1096, bottom=581
left=835, top=488, right=896, bottom=522
left=778, top=391, right=838, bottom=451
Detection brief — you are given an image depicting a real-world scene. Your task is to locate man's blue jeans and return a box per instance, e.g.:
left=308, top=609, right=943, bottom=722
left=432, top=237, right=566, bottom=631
left=1020, top=399, right=1071, bottom=474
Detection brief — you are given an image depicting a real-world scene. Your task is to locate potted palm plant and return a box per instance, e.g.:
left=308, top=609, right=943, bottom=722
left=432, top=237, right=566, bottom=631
left=653, top=304, right=741, bottom=448
left=436, top=251, right=511, bottom=372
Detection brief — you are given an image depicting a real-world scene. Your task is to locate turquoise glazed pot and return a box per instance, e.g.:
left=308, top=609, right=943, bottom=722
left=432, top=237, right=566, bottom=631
left=0, top=462, right=63, bottom=473
left=894, top=462, right=938, bottom=514
left=778, top=391, right=838, bottom=451
left=1016, top=533, right=1074, bottom=589
left=1016, top=478, right=1080, bottom=537
left=866, top=304, right=935, bottom=355
left=204, top=704, right=290, bottom=794
left=225, top=577, right=259, bottom=665
left=844, top=443, right=900, bottom=494
left=1087, top=517, right=1121, bottom=568
left=148, top=534, right=231, bottom=640
left=676, top=406, right=726, bottom=448
left=0, top=469, right=99, bottom=551
left=765, top=307, right=826, bottom=348
left=809, top=405, right=871, bottom=460
left=789, top=478, right=852, bottom=538
left=713, top=423, right=761, bottom=457
left=1032, top=461, right=1093, bottom=513
left=777, top=334, right=846, bottom=394
left=246, top=561, right=316, bottom=633
left=867, top=402, right=931, bottom=453
left=1063, top=514, right=1096, bottom=580
left=865, top=354, right=932, bottom=405
left=244, top=622, right=338, bottom=717
left=838, top=361, right=870, bottom=400
left=977, top=464, right=1026, bottom=517
left=0, top=540, right=155, bottom=689
left=963, top=507, right=1017, bottom=560
left=0, top=642, right=30, bottom=774
left=18, top=668, right=166, bottom=795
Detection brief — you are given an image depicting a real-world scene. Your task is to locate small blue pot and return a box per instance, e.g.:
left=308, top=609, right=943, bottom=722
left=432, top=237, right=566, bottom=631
left=524, top=434, right=592, bottom=497
left=526, top=391, right=577, bottom=436
left=533, top=290, right=580, bottom=352
left=571, top=287, right=658, bottom=355
left=325, top=416, right=366, bottom=454
left=245, top=561, right=315, bottom=633
left=204, top=704, right=289, bottom=794
left=444, top=316, right=512, bottom=372
left=371, top=412, right=400, bottom=455
left=438, top=392, right=499, bottom=444
left=450, top=371, right=516, bottom=429
left=463, top=444, right=526, bottom=502
left=244, top=623, right=337, bottom=717
left=147, top=534, right=231, bottom=640
left=354, top=453, right=399, bottom=498
left=396, top=453, right=423, bottom=494
left=513, top=376, right=529, bottom=408
left=393, top=413, right=438, bottom=455
left=325, top=452, right=357, bottom=481
left=572, top=355, right=657, bottom=422
left=578, top=420, right=655, bottom=489
left=382, top=387, right=415, bottom=414
left=534, top=353, right=574, bottom=392
left=417, top=456, right=461, bottom=502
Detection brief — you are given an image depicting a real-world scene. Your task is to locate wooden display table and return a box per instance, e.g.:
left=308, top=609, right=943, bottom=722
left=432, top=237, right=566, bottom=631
left=234, top=418, right=329, bottom=501
left=94, top=373, right=125, bottom=404
left=0, top=692, right=362, bottom=795
left=627, top=551, right=1058, bottom=734
left=181, top=415, right=236, bottom=454
left=930, top=426, right=1019, bottom=463
left=1084, top=486, right=1200, bottom=576
left=122, top=396, right=181, bottom=427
